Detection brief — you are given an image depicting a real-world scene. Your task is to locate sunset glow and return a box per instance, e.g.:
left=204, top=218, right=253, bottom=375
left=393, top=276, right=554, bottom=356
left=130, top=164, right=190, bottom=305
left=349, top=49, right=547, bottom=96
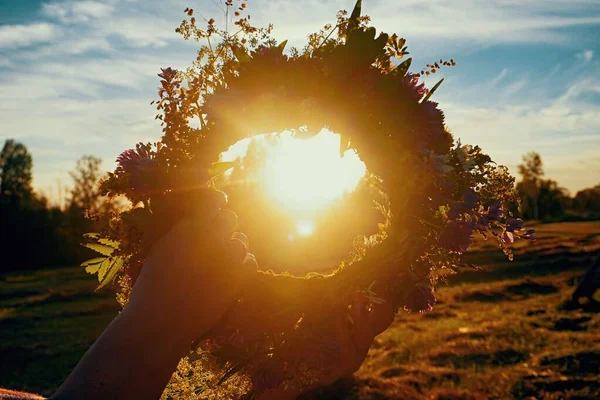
left=221, top=129, right=367, bottom=218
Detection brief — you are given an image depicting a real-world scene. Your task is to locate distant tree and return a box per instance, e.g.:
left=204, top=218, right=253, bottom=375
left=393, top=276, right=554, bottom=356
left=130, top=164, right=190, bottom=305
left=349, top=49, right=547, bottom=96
left=573, top=185, right=600, bottom=214
left=0, top=139, right=34, bottom=206
left=68, top=155, right=103, bottom=212
left=516, top=152, right=571, bottom=220
left=517, top=152, right=543, bottom=220
left=537, top=179, right=571, bottom=219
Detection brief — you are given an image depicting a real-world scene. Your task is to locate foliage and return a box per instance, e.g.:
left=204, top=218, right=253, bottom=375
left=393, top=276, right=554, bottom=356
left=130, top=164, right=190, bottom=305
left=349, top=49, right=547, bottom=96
left=68, top=155, right=104, bottom=213
left=516, top=152, right=572, bottom=221
left=89, top=0, right=537, bottom=397
left=573, top=185, right=600, bottom=214
left=0, top=138, right=34, bottom=205
left=0, top=139, right=115, bottom=273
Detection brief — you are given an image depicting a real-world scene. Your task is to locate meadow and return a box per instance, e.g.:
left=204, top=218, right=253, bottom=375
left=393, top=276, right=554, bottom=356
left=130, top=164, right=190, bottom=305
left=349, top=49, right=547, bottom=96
left=1, top=221, right=599, bottom=399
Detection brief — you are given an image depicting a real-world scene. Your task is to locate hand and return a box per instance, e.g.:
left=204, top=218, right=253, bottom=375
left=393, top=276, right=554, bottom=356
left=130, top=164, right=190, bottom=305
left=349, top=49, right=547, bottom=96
left=52, top=190, right=258, bottom=400
left=258, top=299, right=396, bottom=400
left=127, top=190, right=258, bottom=346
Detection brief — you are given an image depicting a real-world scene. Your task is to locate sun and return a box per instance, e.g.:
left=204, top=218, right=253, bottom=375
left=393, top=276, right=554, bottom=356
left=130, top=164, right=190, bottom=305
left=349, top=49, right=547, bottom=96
left=221, top=129, right=367, bottom=234
left=262, top=130, right=366, bottom=213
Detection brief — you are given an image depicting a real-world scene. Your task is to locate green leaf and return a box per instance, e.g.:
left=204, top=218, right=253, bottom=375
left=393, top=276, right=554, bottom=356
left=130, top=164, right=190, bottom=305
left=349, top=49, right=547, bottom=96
left=98, top=238, right=120, bottom=248
left=276, top=40, right=288, bottom=54
left=83, top=233, right=119, bottom=249
left=397, top=57, right=412, bottom=76
left=421, top=78, right=444, bottom=103
left=84, top=242, right=116, bottom=257
left=96, top=256, right=124, bottom=291
left=348, top=0, right=362, bottom=32
left=208, top=161, right=236, bottom=177
left=82, top=257, right=106, bottom=274
left=233, top=46, right=251, bottom=63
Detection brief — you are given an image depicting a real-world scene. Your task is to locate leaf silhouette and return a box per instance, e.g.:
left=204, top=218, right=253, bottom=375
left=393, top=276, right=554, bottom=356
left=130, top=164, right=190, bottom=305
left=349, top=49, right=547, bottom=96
left=397, top=57, right=412, bottom=76
left=347, top=0, right=362, bottom=33
left=421, top=78, right=444, bottom=103
left=276, top=40, right=288, bottom=54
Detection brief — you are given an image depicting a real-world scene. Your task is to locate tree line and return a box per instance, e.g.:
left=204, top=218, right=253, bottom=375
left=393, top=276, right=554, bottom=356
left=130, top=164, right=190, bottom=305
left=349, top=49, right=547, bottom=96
left=516, top=152, right=600, bottom=221
left=0, top=139, right=116, bottom=273
left=0, top=138, right=598, bottom=273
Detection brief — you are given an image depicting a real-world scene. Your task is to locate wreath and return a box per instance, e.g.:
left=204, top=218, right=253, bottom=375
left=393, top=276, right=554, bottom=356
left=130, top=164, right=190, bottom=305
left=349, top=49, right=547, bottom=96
left=84, top=1, right=536, bottom=398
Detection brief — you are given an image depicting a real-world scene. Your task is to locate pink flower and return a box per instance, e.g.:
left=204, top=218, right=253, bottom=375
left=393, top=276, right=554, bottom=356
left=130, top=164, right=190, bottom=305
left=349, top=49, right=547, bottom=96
left=401, top=73, right=427, bottom=102
left=115, top=144, right=159, bottom=193
left=116, top=144, right=156, bottom=176
left=157, top=67, right=178, bottom=80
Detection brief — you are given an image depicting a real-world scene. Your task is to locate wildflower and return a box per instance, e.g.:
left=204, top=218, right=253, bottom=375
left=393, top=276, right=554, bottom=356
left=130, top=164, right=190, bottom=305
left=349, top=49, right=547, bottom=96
left=116, top=144, right=159, bottom=193
left=502, top=230, right=514, bottom=244
left=157, top=67, right=178, bottom=80
left=483, top=200, right=503, bottom=221
left=505, top=218, right=524, bottom=232
left=420, top=101, right=447, bottom=151
left=116, top=144, right=156, bottom=176
left=400, top=73, right=427, bottom=102
left=520, top=228, right=537, bottom=240
left=464, top=188, right=480, bottom=208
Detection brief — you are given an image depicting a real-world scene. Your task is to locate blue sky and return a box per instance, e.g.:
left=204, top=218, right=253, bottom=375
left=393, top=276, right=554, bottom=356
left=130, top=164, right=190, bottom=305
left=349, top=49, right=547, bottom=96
left=1, top=0, right=599, bottom=202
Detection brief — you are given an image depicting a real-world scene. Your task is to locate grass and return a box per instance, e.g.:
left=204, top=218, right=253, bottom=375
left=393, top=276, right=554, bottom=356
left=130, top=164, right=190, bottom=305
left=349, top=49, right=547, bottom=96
left=1, top=221, right=600, bottom=399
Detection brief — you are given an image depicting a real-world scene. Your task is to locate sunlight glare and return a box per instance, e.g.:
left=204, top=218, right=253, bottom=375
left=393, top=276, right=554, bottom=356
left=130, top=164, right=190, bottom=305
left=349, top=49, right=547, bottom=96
left=264, top=129, right=366, bottom=213
left=221, top=129, right=367, bottom=215
left=296, top=220, right=315, bottom=236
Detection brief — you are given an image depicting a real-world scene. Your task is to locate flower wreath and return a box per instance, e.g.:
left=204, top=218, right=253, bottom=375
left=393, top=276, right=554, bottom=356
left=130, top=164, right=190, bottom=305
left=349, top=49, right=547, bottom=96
left=86, top=1, right=536, bottom=398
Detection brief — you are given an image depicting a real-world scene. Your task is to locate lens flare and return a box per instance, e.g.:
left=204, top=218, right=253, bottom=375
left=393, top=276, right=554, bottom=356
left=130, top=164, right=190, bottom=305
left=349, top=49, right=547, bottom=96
left=221, top=129, right=367, bottom=235
left=296, top=220, right=315, bottom=236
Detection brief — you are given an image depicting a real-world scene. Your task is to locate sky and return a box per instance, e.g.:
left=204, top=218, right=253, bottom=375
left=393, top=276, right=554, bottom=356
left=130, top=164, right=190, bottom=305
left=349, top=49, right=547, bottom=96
left=1, top=0, right=599, bottom=203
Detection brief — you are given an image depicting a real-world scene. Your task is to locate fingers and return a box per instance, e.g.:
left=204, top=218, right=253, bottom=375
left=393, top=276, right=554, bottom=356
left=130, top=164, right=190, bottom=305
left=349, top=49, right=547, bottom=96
left=232, top=232, right=249, bottom=247
left=212, top=209, right=238, bottom=242
left=368, top=302, right=396, bottom=336
left=225, top=237, right=248, bottom=263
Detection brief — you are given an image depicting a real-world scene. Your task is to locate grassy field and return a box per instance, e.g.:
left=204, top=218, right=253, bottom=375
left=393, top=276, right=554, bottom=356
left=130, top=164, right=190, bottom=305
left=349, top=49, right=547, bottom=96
left=1, top=221, right=600, bottom=399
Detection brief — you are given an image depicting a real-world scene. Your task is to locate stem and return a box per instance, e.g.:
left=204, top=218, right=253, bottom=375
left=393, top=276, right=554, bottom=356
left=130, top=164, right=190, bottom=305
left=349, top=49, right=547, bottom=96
left=314, top=24, right=340, bottom=53
left=207, top=35, right=214, bottom=55
left=195, top=101, right=205, bottom=129
left=411, top=215, right=444, bottom=230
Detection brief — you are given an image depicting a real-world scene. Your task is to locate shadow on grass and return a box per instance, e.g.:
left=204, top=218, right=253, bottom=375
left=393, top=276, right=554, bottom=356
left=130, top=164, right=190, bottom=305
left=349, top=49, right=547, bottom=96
left=455, top=279, right=559, bottom=303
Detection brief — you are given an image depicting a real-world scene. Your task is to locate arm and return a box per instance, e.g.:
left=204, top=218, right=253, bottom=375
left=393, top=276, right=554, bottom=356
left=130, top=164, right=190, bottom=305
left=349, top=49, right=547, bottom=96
left=51, top=304, right=190, bottom=400
left=52, top=196, right=256, bottom=400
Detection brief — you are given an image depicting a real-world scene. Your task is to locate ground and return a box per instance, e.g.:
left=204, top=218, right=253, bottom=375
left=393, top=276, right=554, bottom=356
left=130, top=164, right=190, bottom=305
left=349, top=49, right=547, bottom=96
left=1, top=221, right=599, bottom=399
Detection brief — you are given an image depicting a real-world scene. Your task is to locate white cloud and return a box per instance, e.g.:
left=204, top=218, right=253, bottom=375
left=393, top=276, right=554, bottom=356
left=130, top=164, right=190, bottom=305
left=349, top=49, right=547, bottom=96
left=577, top=49, right=595, bottom=62
left=0, top=23, right=62, bottom=49
left=248, top=0, right=600, bottom=46
left=442, top=98, right=600, bottom=194
left=103, top=16, right=177, bottom=48
left=490, top=68, right=508, bottom=86
left=1, top=0, right=599, bottom=198
left=42, top=1, right=115, bottom=24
